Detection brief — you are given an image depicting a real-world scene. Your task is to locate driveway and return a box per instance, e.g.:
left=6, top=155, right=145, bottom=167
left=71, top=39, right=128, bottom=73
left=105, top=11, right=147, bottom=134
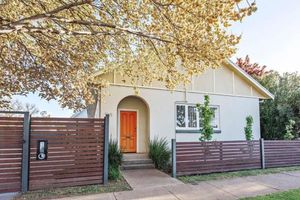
left=56, top=169, right=300, bottom=200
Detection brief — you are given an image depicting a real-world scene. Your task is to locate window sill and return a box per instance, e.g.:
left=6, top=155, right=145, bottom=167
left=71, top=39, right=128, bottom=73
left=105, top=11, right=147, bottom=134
left=176, top=129, right=221, bottom=134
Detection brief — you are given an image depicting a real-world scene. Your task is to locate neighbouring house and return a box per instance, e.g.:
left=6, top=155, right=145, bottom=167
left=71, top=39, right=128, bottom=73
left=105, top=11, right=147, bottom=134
left=74, top=60, right=273, bottom=153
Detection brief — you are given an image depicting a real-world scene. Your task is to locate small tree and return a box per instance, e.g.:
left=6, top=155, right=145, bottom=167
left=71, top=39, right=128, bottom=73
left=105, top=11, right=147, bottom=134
left=283, top=120, right=295, bottom=140
left=197, top=95, right=214, bottom=142
left=244, top=116, right=254, bottom=140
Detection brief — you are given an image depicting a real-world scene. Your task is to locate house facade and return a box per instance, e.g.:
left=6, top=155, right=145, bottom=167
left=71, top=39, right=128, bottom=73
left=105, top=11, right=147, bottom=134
left=80, top=60, right=273, bottom=153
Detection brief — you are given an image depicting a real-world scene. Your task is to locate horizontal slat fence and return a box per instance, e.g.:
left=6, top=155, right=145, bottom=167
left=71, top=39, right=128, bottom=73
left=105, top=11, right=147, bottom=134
left=265, top=140, right=300, bottom=168
left=0, top=117, right=23, bottom=193
left=29, top=117, right=105, bottom=190
left=176, top=140, right=261, bottom=176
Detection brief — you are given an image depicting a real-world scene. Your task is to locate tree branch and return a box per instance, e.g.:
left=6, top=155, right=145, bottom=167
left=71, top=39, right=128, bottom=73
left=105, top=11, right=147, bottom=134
left=0, top=0, right=92, bottom=28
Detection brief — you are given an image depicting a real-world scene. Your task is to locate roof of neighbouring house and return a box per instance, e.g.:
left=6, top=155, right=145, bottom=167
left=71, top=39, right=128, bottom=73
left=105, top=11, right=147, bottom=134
left=71, top=110, right=87, bottom=118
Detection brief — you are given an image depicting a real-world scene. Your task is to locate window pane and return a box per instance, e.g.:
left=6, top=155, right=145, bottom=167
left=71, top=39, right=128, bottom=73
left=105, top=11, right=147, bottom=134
left=210, top=107, right=219, bottom=129
left=199, top=111, right=203, bottom=128
left=176, top=105, right=186, bottom=127
left=188, top=106, right=197, bottom=128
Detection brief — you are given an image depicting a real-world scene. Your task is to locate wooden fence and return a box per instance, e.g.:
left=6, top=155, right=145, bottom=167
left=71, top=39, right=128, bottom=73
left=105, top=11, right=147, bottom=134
left=265, top=140, right=300, bottom=168
left=29, top=117, right=105, bottom=190
left=173, top=139, right=300, bottom=177
left=0, top=113, right=109, bottom=193
left=0, top=117, right=24, bottom=193
left=175, top=140, right=261, bottom=176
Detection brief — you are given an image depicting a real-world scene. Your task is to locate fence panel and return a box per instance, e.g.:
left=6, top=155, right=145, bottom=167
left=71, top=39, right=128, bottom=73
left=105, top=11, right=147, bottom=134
left=0, top=117, right=23, bottom=193
left=176, top=140, right=261, bottom=176
left=29, top=117, right=105, bottom=190
left=265, top=140, right=300, bottom=168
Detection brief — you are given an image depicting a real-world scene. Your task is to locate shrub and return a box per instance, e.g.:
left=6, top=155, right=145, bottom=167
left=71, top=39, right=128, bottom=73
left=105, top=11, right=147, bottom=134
left=148, top=137, right=171, bottom=170
left=108, top=140, right=123, bottom=180
left=109, top=166, right=121, bottom=180
left=284, top=120, right=295, bottom=140
left=244, top=115, right=254, bottom=140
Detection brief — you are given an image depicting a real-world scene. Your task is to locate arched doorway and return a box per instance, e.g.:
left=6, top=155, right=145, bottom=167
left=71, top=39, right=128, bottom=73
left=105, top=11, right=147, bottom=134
left=117, top=96, right=149, bottom=153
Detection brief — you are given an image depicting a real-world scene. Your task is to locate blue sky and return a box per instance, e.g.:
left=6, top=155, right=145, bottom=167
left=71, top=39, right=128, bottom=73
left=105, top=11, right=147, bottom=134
left=231, top=0, right=300, bottom=73
left=13, top=1, right=300, bottom=117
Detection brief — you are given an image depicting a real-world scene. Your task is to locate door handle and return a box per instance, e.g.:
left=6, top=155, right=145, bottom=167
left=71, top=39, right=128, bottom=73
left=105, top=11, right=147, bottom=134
left=126, top=136, right=131, bottom=139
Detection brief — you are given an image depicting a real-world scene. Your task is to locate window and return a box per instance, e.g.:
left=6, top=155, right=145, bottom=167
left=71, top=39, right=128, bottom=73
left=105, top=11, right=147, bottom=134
left=176, top=105, right=186, bottom=128
left=188, top=105, right=197, bottom=128
left=176, top=104, right=220, bottom=131
left=211, top=107, right=220, bottom=129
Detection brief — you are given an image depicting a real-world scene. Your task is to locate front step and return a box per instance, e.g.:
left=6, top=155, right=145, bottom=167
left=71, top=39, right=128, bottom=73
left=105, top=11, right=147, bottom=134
left=122, top=159, right=153, bottom=165
left=121, top=154, right=155, bottom=170
left=121, top=163, right=155, bottom=170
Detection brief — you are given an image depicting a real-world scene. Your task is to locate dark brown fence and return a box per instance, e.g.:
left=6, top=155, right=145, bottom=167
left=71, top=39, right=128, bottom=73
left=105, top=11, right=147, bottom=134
left=29, top=117, right=105, bottom=190
left=0, top=113, right=109, bottom=194
left=175, top=140, right=261, bottom=176
left=265, top=140, right=300, bottom=168
left=0, top=117, right=23, bottom=193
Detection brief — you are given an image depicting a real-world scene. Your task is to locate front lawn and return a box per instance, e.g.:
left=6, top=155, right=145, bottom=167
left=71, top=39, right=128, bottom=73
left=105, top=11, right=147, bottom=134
left=14, top=177, right=131, bottom=200
left=242, top=188, right=300, bottom=200
left=178, top=166, right=300, bottom=184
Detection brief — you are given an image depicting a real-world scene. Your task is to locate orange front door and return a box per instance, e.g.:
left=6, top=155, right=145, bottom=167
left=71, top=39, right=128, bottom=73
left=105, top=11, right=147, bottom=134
left=120, top=111, right=137, bottom=153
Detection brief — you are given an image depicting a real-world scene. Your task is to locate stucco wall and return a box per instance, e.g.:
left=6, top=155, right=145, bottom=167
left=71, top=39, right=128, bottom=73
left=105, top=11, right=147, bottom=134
left=193, top=68, right=214, bottom=92
left=97, top=63, right=268, bottom=100
left=100, top=85, right=261, bottom=150
left=176, top=91, right=261, bottom=142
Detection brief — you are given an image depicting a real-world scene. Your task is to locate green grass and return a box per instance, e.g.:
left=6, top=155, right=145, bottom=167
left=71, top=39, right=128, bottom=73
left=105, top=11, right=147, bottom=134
left=178, top=166, right=300, bottom=184
left=14, top=177, right=131, bottom=200
left=242, top=188, right=300, bottom=200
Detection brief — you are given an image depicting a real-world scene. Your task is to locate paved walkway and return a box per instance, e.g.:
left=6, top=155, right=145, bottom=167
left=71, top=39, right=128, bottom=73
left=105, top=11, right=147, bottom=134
left=57, top=169, right=300, bottom=200
left=0, top=192, right=17, bottom=200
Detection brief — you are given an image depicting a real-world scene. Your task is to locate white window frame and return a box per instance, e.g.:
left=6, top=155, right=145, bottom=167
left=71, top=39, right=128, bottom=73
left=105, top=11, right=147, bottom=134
left=175, top=103, right=221, bottom=131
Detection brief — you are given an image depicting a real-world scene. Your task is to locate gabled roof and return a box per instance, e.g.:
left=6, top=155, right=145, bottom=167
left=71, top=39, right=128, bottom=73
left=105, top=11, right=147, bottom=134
left=91, top=59, right=274, bottom=100
left=225, top=59, right=274, bottom=99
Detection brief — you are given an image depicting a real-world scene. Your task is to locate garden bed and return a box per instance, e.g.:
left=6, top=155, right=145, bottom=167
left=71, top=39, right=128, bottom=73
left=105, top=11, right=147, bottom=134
left=178, top=166, right=300, bottom=184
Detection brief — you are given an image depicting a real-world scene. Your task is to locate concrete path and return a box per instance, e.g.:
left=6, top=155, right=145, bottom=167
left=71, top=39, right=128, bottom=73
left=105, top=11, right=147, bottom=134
left=57, top=169, right=300, bottom=200
left=0, top=192, right=18, bottom=200
left=121, top=169, right=182, bottom=190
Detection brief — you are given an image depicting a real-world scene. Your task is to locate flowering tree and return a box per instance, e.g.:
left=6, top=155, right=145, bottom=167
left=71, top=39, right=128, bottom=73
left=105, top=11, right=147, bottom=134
left=236, top=55, right=268, bottom=78
left=0, top=0, right=257, bottom=110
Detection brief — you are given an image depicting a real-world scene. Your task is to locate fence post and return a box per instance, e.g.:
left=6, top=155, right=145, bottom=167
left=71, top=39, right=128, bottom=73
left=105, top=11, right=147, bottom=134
left=260, top=138, right=265, bottom=169
left=103, top=114, right=109, bottom=185
left=21, top=112, right=30, bottom=193
left=172, top=139, right=176, bottom=178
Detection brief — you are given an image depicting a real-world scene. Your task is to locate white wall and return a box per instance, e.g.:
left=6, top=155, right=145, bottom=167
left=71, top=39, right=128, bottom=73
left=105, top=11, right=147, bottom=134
left=176, top=91, right=261, bottom=142
left=100, top=85, right=261, bottom=149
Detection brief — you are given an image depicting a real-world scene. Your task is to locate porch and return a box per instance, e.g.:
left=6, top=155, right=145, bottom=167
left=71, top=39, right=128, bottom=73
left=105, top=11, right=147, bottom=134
left=117, top=96, right=150, bottom=154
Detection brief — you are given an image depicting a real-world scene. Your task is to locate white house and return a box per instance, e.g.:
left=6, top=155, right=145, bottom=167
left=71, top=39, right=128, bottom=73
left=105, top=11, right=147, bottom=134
left=75, top=60, right=273, bottom=153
